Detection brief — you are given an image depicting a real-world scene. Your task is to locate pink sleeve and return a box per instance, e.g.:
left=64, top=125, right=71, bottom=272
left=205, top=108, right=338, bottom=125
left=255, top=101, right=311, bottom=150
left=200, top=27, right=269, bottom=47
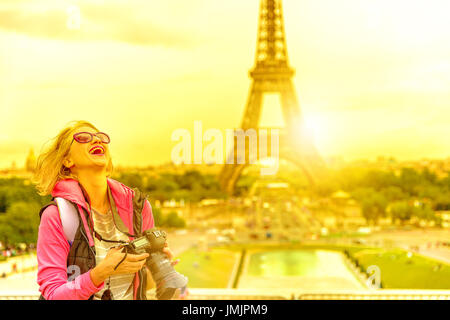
left=142, top=200, right=155, bottom=231
left=37, top=205, right=104, bottom=300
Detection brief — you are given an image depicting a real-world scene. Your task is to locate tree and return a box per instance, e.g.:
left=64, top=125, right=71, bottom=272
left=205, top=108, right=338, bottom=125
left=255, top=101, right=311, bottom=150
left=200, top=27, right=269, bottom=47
left=0, top=201, right=41, bottom=245
left=399, top=168, right=423, bottom=195
left=381, top=186, right=407, bottom=202
left=151, top=206, right=165, bottom=227
left=362, top=170, right=397, bottom=191
left=312, top=180, right=339, bottom=198
left=0, top=183, right=49, bottom=213
left=165, top=211, right=186, bottom=228
left=0, top=219, right=14, bottom=246
left=351, top=188, right=376, bottom=202
left=116, top=172, right=144, bottom=190
left=413, top=204, right=436, bottom=221
left=435, top=192, right=450, bottom=210
left=352, top=188, right=387, bottom=224
left=415, top=184, right=441, bottom=201
left=421, top=168, right=437, bottom=185
left=177, top=170, right=203, bottom=190
left=234, top=175, right=258, bottom=197
left=389, top=201, right=413, bottom=224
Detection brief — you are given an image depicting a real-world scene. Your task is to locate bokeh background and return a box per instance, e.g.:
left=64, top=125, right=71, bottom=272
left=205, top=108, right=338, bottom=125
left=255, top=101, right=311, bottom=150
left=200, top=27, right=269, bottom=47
left=2, top=0, right=450, bottom=167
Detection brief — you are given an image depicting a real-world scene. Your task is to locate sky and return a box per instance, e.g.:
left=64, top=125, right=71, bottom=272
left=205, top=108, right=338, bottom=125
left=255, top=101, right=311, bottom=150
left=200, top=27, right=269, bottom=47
left=1, top=0, right=450, bottom=169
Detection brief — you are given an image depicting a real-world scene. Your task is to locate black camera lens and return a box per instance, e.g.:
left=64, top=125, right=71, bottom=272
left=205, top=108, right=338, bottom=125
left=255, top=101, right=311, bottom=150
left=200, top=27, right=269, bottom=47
left=126, top=228, right=188, bottom=300
left=146, top=251, right=188, bottom=300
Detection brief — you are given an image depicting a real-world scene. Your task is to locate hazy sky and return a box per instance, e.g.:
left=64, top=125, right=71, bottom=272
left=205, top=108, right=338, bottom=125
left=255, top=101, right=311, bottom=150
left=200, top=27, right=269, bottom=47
left=1, top=0, right=450, bottom=169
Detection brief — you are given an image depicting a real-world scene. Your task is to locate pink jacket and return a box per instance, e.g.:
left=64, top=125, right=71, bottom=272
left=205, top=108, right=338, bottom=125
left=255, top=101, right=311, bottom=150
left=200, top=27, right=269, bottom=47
left=37, top=178, right=154, bottom=300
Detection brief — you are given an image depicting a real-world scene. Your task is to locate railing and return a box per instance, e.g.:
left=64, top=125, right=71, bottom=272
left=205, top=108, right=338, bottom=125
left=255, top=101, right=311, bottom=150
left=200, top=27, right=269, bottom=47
left=1, top=289, right=449, bottom=300
left=296, top=290, right=450, bottom=300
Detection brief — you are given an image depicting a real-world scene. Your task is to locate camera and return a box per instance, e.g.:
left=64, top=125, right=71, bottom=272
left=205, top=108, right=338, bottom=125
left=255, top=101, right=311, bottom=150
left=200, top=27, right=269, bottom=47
left=124, top=228, right=188, bottom=300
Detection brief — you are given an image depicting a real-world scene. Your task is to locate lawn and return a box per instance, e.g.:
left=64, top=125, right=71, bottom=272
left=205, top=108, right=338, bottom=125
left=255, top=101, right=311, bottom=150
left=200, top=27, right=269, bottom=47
left=216, top=242, right=450, bottom=290
left=175, top=247, right=239, bottom=288
left=349, top=248, right=450, bottom=289
left=175, top=242, right=450, bottom=290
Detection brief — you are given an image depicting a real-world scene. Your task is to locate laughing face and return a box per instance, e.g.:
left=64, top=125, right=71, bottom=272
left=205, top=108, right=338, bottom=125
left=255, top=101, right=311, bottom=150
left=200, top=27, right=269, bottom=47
left=63, top=126, right=111, bottom=175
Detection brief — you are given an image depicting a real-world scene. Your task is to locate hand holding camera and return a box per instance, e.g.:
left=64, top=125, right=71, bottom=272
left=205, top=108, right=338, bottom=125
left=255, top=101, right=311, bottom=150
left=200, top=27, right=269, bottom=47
left=123, top=228, right=188, bottom=300
left=90, top=246, right=148, bottom=286
left=103, top=246, right=149, bottom=276
left=90, top=228, right=188, bottom=299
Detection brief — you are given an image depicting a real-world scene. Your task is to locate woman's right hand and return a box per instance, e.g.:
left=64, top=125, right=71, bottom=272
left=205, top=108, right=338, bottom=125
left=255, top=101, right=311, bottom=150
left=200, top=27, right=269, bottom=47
left=90, top=246, right=149, bottom=286
left=104, top=246, right=149, bottom=276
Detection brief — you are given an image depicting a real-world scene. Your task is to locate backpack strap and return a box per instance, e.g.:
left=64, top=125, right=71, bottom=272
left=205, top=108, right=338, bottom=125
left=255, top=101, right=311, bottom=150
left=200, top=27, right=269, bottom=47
left=39, top=187, right=147, bottom=246
left=54, top=197, right=80, bottom=246
left=131, top=187, right=147, bottom=236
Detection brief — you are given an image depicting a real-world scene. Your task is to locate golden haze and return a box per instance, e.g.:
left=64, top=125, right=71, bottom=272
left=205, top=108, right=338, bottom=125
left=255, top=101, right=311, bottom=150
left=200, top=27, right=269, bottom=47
left=1, top=0, right=450, bottom=168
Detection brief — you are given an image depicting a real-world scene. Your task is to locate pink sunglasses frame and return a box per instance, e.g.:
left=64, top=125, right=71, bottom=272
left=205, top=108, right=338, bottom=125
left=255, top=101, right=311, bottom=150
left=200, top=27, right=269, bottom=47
left=72, top=132, right=110, bottom=144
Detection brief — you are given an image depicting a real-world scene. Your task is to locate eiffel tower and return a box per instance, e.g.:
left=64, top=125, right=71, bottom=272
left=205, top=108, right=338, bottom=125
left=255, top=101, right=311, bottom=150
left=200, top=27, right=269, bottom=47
left=219, top=0, right=327, bottom=195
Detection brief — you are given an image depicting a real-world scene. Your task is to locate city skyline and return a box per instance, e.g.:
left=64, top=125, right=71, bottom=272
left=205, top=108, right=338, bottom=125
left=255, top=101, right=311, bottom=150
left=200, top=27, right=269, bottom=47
left=1, top=0, right=450, bottom=169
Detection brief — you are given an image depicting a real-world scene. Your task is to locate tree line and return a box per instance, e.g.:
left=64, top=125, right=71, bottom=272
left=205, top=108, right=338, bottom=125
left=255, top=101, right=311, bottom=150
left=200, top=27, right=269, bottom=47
left=0, top=170, right=220, bottom=247
left=1, top=166, right=449, bottom=246
left=311, top=167, right=450, bottom=224
left=112, top=170, right=227, bottom=202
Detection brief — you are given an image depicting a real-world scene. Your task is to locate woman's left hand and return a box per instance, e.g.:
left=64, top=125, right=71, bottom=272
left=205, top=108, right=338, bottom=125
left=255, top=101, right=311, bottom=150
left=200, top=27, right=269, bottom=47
left=162, top=242, right=180, bottom=266
left=161, top=242, right=189, bottom=300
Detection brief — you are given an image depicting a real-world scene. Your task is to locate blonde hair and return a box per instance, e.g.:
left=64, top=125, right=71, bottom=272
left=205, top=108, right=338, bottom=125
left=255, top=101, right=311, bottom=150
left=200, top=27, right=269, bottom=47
left=32, top=120, right=113, bottom=196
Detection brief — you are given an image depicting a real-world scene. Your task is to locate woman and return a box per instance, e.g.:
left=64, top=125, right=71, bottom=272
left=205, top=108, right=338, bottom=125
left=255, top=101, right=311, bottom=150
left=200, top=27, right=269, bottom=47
left=33, top=120, right=179, bottom=300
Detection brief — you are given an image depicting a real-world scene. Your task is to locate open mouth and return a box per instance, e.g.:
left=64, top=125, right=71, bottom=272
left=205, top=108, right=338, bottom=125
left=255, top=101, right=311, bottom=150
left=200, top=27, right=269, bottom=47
left=89, top=145, right=105, bottom=155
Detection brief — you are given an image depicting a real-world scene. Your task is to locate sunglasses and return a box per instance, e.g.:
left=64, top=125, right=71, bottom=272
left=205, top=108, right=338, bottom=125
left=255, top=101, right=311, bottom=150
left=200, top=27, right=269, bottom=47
left=73, top=132, right=110, bottom=144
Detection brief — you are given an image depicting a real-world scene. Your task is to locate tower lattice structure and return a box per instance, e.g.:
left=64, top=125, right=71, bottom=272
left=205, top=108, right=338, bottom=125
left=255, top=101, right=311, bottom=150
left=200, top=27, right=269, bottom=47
left=219, top=0, right=327, bottom=195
